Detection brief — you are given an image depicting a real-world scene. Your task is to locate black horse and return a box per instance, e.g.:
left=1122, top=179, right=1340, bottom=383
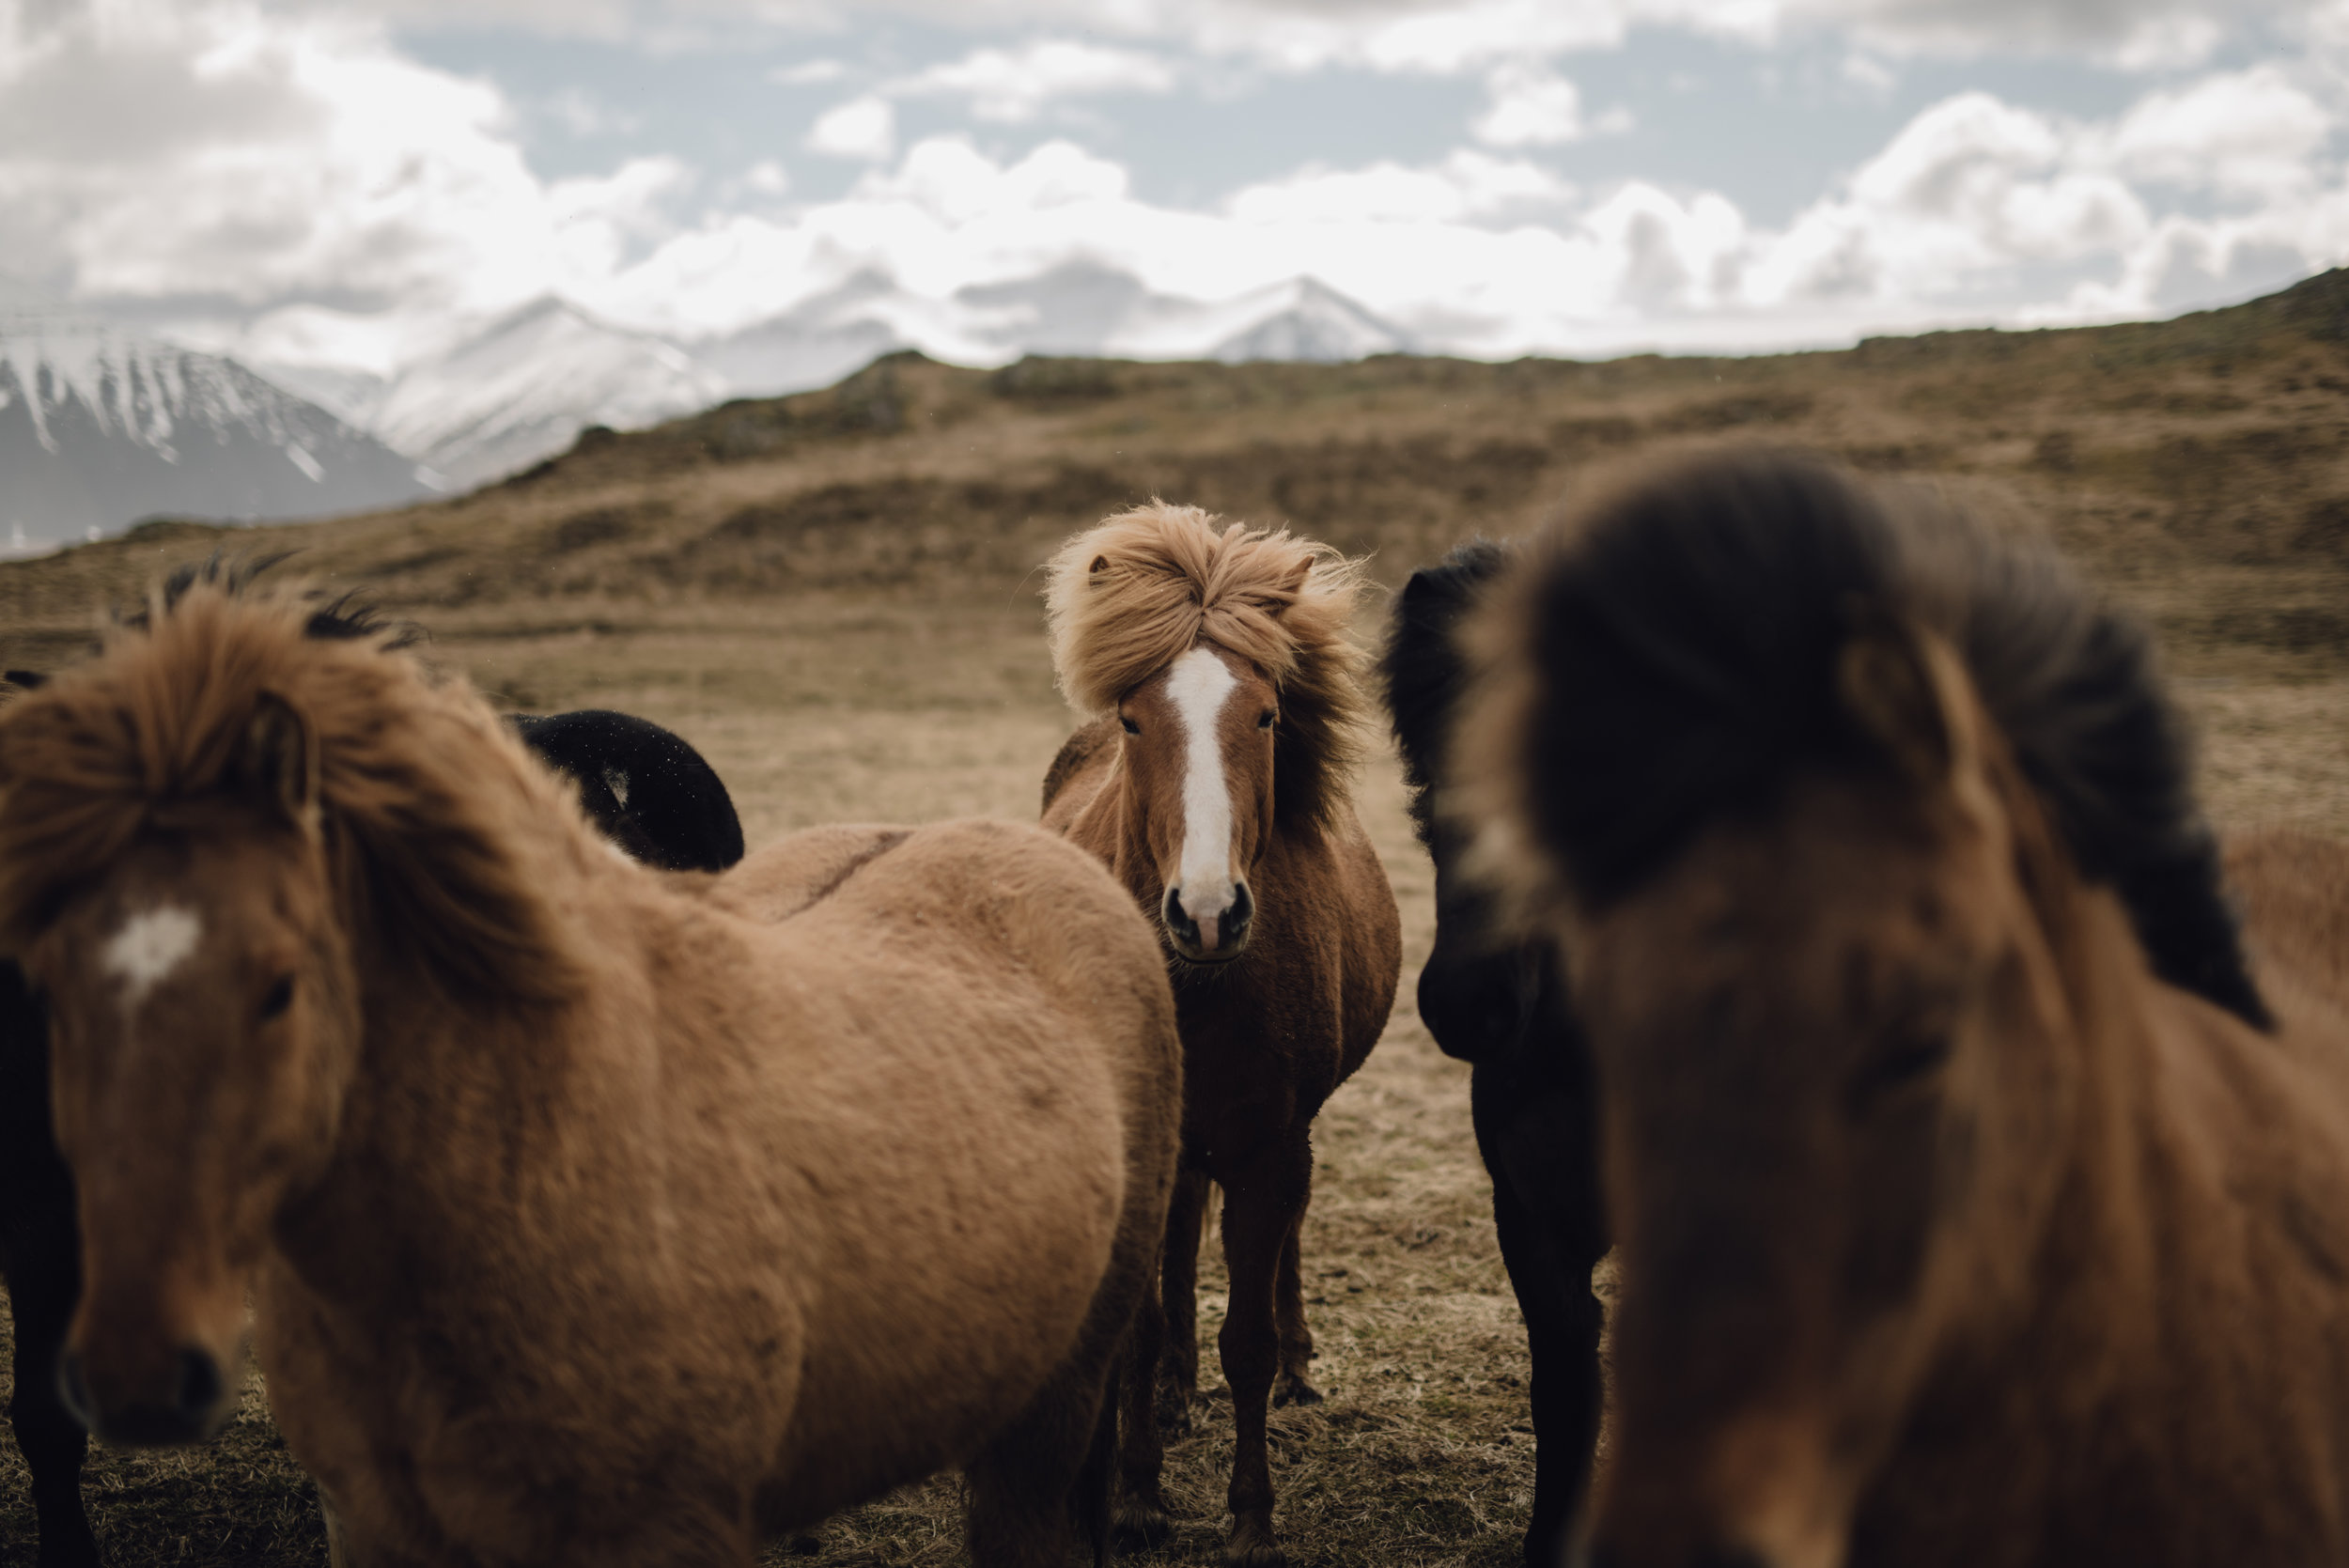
left=1384, top=542, right=1607, bottom=1568
left=0, top=660, right=744, bottom=1564
left=506, top=709, right=745, bottom=873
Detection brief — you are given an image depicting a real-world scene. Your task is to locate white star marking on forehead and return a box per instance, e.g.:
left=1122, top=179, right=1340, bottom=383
left=102, top=906, right=202, bottom=1010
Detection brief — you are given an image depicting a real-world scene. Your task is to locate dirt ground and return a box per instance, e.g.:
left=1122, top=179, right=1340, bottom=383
left=1, top=272, right=2348, bottom=1563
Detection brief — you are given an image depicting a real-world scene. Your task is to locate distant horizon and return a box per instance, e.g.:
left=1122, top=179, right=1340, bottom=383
left=9, top=256, right=2333, bottom=393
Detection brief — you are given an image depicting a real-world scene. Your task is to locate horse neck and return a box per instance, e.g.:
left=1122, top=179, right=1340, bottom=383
left=290, top=844, right=661, bottom=1281
left=1064, top=750, right=1168, bottom=908
left=1975, top=817, right=2240, bottom=1430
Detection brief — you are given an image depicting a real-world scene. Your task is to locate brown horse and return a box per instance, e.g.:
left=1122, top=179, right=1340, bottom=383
left=1040, top=504, right=1401, bottom=1566
left=0, top=581, right=1182, bottom=1568
left=1456, top=451, right=2349, bottom=1568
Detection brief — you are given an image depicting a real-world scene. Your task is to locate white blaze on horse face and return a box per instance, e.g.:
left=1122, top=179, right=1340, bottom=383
left=1167, top=646, right=1242, bottom=934
left=102, top=905, right=203, bottom=1010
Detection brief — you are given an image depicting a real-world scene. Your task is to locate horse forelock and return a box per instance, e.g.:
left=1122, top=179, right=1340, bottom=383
left=0, top=581, right=588, bottom=1004
left=1047, top=501, right=1372, bottom=831
left=1456, top=449, right=2267, bottom=1029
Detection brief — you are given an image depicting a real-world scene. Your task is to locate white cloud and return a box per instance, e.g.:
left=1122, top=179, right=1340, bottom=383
left=1226, top=149, right=1575, bottom=225
left=12, top=0, right=2349, bottom=387
left=1471, top=63, right=1590, bottom=147
left=770, top=56, right=847, bottom=84
left=806, top=94, right=894, bottom=160
left=2098, top=66, right=2333, bottom=198
left=891, top=39, right=1175, bottom=121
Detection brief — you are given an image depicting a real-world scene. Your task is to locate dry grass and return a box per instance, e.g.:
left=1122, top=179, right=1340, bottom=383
left=3, top=272, right=2349, bottom=1562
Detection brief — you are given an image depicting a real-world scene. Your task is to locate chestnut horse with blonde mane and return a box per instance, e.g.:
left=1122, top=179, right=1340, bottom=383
left=1459, top=451, right=2349, bottom=1568
left=0, top=581, right=1181, bottom=1568
left=1040, top=504, right=1400, bottom=1567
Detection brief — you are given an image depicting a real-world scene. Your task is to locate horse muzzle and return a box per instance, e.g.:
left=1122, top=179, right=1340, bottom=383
left=1162, top=879, right=1255, bottom=964
left=58, top=1337, right=234, bottom=1447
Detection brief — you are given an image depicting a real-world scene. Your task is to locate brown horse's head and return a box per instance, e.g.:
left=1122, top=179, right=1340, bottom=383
left=1453, top=453, right=2262, bottom=1568
left=0, top=580, right=582, bottom=1449
left=1572, top=626, right=2079, bottom=1568
left=23, top=694, right=358, bottom=1446
left=1047, top=502, right=1370, bottom=967
left=1116, top=643, right=1278, bottom=961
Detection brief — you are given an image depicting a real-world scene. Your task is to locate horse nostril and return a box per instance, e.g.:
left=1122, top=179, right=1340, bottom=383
left=175, top=1346, right=224, bottom=1420
left=1161, top=888, right=1200, bottom=943
left=55, top=1351, right=94, bottom=1430
left=1228, top=882, right=1254, bottom=933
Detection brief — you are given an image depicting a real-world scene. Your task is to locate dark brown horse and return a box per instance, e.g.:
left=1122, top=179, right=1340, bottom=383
left=1456, top=451, right=2348, bottom=1568
left=1041, top=504, right=1400, bottom=1566
left=0, top=579, right=1181, bottom=1568
left=1383, top=541, right=1604, bottom=1567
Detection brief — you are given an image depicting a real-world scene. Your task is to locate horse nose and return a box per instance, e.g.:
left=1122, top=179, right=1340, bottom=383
left=1161, top=881, right=1253, bottom=958
left=59, top=1343, right=228, bottom=1447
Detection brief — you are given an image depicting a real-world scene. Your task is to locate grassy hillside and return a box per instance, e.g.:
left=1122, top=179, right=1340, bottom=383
left=3, top=274, right=2349, bottom=1566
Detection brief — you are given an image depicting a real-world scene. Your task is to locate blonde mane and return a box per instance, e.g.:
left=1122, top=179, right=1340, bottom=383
left=1046, top=502, right=1372, bottom=831
left=0, top=581, right=594, bottom=1001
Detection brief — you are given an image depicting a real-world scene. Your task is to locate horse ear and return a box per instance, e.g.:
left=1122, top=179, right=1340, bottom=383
left=1838, top=614, right=1981, bottom=789
left=1265, top=555, right=1314, bottom=619
left=241, top=691, right=321, bottom=831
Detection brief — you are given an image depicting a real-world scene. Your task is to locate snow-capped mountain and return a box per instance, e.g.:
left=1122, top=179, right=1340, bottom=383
left=271, top=272, right=1416, bottom=494
left=364, top=298, right=729, bottom=490
left=0, top=317, right=428, bottom=551
left=1206, top=277, right=1415, bottom=363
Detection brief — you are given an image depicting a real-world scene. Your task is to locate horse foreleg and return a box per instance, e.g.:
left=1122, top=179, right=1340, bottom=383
left=3, top=1209, right=100, bottom=1568
left=1114, top=1259, right=1173, bottom=1545
left=1270, top=1185, right=1321, bottom=1409
left=1158, top=1165, right=1211, bottom=1427
left=1216, top=1146, right=1308, bottom=1568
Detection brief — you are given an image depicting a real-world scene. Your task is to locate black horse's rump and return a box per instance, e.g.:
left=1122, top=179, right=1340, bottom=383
left=0, top=615, right=746, bottom=1564
left=1383, top=540, right=1607, bottom=1566
left=506, top=709, right=745, bottom=874
left=1507, top=450, right=2267, bottom=1029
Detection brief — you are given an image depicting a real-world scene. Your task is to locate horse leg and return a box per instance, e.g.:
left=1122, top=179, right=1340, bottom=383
left=1114, top=1257, right=1174, bottom=1545
left=1478, top=1056, right=1610, bottom=1568
left=965, top=1357, right=1114, bottom=1568
left=1158, top=1165, right=1210, bottom=1428
left=1215, top=1143, right=1309, bottom=1568
left=1270, top=1190, right=1321, bottom=1409
left=4, top=1210, right=100, bottom=1568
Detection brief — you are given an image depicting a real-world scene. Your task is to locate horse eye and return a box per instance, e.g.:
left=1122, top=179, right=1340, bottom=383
left=1120, top=716, right=1140, bottom=736
left=1258, top=709, right=1276, bottom=729
left=257, top=976, right=295, bottom=1022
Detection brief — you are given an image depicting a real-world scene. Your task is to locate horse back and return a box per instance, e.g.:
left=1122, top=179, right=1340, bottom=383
left=2226, top=830, right=2349, bottom=1027
left=671, top=819, right=1184, bottom=1525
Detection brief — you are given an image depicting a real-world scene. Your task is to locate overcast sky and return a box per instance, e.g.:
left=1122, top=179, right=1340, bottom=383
left=5, top=0, right=2346, bottom=376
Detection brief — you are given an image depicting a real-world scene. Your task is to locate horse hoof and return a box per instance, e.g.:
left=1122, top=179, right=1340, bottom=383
left=1114, top=1498, right=1174, bottom=1547
left=1220, top=1536, right=1287, bottom=1567
left=1271, top=1374, right=1325, bottom=1409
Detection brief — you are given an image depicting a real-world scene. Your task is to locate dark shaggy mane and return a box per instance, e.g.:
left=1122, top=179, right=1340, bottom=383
left=148, top=554, right=426, bottom=651
left=1486, top=451, right=2269, bottom=1030
left=1383, top=540, right=1514, bottom=846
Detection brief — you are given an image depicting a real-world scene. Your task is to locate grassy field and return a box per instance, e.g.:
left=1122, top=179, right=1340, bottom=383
left=2, top=272, right=2349, bottom=1564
